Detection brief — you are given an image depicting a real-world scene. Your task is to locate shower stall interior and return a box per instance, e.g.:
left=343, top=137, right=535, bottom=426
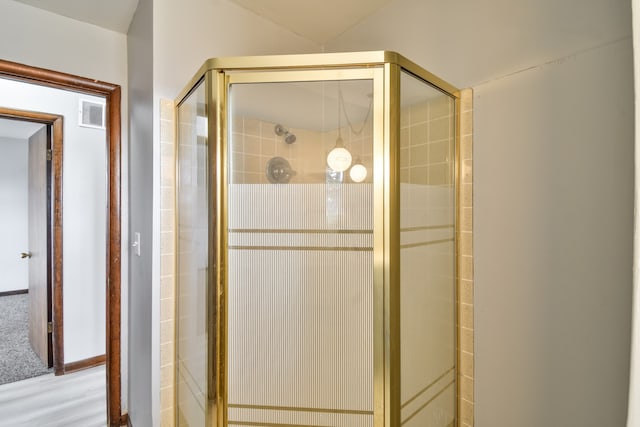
left=175, top=51, right=460, bottom=427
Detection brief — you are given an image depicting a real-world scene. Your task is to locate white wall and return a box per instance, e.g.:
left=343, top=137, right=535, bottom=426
left=0, top=0, right=130, bottom=401
left=324, top=0, right=634, bottom=426
left=323, top=0, right=631, bottom=90
left=127, top=0, right=153, bottom=421
left=0, top=78, right=108, bottom=363
left=473, top=38, right=633, bottom=427
left=0, top=136, right=29, bottom=293
left=153, top=0, right=319, bottom=100
left=0, top=0, right=127, bottom=85
left=124, top=1, right=320, bottom=425
left=125, top=0, right=635, bottom=425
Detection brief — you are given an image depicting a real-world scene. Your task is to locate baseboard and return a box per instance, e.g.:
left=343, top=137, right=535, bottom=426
left=0, top=289, right=28, bottom=297
left=63, top=354, right=106, bottom=374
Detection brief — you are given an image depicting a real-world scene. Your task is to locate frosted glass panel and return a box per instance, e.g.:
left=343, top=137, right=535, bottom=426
left=399, top=72, right=456, bottom=426
left=227, top=80, right=374, bottom=427
left=176, top=81, right=210, bottom=427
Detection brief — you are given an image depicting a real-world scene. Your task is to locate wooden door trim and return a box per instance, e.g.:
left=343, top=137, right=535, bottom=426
left=0, top=107, right=64, bottom=374
left=0, top=289, right=29, bottom=297
left=64, top=354, right=107, bottom=374
left=0, top=59, right=123, bottom=427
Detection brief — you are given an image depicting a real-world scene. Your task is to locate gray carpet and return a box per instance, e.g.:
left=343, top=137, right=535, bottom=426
left=0, top=294, right=52, bottom=385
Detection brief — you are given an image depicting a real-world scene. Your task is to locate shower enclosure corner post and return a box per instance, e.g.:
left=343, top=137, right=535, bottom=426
left=376, top=62, right=402, bottom=427
left=211, top=68, right=228, bottom=427
left=453, top=89, right=463, bottom=427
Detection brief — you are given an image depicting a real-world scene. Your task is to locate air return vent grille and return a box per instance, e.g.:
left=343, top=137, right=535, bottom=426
left=78, top=99, right=105, bottom=129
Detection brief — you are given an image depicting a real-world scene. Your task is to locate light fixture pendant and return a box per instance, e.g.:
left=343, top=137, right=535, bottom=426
left=327, top=85, right=353, bottom=173
left=327, top=135, right=352, bottom=172
left=349, top=162, right=367, bottom=183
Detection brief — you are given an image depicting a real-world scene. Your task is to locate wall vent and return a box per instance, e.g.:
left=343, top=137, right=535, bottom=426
left=78, top=99, right=105, bottom=129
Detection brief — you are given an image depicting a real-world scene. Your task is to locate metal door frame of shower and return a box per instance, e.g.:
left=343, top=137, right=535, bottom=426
left=175, top=51, right=462, bottom=427
left=217, top=67, right=384, bottom=427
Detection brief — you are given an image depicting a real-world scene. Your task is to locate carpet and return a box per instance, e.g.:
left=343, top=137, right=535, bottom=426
left=0, top=294, right=52, bottom=385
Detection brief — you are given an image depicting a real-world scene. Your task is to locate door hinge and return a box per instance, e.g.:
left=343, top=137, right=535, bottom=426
left=47, top=322, right=53, bottom=333
left=46, top=149, right=52, bottom=161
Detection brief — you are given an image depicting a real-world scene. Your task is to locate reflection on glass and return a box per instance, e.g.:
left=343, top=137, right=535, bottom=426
left=176, top=81, right=209, bottom=427
left=227, top=79, right=375, bottom=427
left=399, top=71, right=457, bottom=426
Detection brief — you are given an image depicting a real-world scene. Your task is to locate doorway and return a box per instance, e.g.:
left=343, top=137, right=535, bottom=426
left=0, top=59, right=123, bottom=426
left=0, top=110, right=62, bottom=377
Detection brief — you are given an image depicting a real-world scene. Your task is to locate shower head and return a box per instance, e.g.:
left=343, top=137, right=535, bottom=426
left=274, top=124, right=287, bottom=136
left=284, top=133, right=296, bottom=144
left=275, top=124, right=296, bottom=144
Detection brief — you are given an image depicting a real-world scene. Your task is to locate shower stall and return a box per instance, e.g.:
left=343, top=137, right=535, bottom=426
left=175, top=51, right=460, bottom=427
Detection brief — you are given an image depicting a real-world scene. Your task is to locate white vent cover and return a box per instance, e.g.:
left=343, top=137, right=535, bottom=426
left=78, top=99, right=105, bottom=129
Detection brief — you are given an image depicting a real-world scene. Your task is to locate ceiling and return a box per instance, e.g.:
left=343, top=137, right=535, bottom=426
left=10, top=0, right=391, bottom=43
left=229, top=0, right=392, bottom=44
left=12, top=0, right=139, bottom=33
left=0, top=118, right=44, bottom=139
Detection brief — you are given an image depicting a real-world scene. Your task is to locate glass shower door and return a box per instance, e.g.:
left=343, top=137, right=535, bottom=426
left=225, top=76, right=376, bottom=427
left=399, top=71, right=457, bottom=426
left=176, top=80, right=212, bottom=426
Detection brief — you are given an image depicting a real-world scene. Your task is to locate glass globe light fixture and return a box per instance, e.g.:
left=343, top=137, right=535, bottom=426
left=327, top=136, right=352, bottom=172
left=349, top=163, right=367, bottom=182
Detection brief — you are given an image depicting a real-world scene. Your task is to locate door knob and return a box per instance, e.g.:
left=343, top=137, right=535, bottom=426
left=20, top=252, right=32, bottom=259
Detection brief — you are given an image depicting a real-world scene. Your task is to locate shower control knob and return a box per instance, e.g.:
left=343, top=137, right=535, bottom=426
left=266, top=156, right=296, bottom=184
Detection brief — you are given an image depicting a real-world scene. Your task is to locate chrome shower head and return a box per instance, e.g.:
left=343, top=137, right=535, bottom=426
left=275, top=124, right=296, bottom=144
left=284, top=133, right=296, bottom=144
left=274, top=124, right=287, bottom=136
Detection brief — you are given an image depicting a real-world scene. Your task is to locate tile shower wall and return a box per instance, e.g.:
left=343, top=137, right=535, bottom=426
left=400, top=95, right=455, bottom=185
left=231, top=116, right=373, bottom=184
left=398, top=90, right=474, bottom=427
left=160, top=92, right=474, bottom=426
left=458, top=89, right=474, bottom=427
left=399, top=93, right=457, bottom=427
left=160, top=99, right=176, bottom=427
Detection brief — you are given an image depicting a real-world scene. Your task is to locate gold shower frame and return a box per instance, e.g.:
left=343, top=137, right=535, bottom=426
left=175, top=51, right=462, bottom=427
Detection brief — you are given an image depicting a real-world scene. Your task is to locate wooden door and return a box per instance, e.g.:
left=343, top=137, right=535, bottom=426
left=27, top=125, right=50, bottom=366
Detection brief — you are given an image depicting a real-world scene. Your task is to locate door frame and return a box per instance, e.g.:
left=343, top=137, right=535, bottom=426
left=0, top=108, right=64, bottom=372
left=0, top=59, right=123, bottom=426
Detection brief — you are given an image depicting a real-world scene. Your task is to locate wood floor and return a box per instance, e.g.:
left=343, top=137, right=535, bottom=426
left=0, top=365, right=106, bottom=427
